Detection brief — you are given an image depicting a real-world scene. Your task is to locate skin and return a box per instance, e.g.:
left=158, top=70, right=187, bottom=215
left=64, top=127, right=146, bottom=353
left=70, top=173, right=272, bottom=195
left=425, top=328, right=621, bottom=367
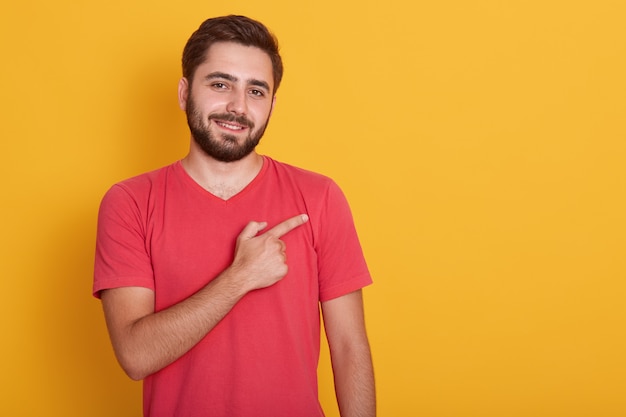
left=100, top=41, right=375, bottom=416
left=178, top=42, right=275, bottom=198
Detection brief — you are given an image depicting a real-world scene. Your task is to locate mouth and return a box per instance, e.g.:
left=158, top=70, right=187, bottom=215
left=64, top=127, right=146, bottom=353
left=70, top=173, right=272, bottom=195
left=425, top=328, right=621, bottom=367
left=210, top=114, right=253, bottom=133
left=215, top=120, right=247, bottom=131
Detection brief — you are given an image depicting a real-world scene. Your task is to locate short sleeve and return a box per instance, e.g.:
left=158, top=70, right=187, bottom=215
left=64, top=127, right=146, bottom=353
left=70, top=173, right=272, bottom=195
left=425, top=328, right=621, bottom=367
left=316, top=181, right=372, bottom=301
left=93, top=184, right=155, bottom=298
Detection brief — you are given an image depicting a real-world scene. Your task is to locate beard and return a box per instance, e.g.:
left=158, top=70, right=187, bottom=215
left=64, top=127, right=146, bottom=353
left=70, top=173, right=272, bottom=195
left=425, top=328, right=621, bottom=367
left=185, top=96, right=270, bottom=163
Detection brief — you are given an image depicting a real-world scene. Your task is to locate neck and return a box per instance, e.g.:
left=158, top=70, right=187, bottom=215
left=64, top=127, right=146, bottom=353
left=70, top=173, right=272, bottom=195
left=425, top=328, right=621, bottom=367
left=181, top=146, right=264, bottom=200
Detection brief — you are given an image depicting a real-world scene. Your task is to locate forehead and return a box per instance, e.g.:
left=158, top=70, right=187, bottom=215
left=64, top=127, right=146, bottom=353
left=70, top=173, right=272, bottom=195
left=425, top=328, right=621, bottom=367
left=196, top=42, right=274, bottom=89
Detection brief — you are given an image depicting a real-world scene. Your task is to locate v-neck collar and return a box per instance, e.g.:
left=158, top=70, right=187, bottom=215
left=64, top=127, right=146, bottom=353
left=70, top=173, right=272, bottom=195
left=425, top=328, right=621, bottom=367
left=175, top=156, right=269, bottom=204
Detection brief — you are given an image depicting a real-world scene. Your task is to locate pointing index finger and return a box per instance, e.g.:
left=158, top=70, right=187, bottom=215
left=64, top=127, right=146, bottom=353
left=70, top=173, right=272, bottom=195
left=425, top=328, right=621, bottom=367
left=265, top=214, right=309, bottom=238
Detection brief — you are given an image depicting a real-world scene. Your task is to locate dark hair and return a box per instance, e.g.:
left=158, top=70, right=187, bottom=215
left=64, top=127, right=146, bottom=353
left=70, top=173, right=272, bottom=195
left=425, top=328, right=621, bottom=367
left=182, top=15, right=283, bottom=93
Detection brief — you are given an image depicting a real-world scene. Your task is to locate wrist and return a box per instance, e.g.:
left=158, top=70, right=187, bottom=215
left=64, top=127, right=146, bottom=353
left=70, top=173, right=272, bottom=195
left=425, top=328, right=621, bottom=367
left=214, top=264, right=252, bottom=299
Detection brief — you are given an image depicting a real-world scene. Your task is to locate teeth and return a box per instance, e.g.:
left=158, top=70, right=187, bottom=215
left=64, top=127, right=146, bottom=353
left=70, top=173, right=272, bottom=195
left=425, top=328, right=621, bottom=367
left=218, top=122, right=244, bottom=130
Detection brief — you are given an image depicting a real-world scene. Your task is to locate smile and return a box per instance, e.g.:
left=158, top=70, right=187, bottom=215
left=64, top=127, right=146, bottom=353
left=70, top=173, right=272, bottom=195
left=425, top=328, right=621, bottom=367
left=216, top=121, right=246, bottom=131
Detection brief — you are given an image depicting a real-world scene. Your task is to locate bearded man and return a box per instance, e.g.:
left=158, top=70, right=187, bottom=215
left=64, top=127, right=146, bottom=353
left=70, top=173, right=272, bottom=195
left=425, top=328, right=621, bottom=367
left=94, top=15, right=375, bottom=417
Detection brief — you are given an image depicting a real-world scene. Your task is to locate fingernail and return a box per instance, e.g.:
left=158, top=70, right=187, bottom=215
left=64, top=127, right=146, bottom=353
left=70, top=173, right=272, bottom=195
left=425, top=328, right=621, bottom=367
left=301, top=214, right=309, bottom=222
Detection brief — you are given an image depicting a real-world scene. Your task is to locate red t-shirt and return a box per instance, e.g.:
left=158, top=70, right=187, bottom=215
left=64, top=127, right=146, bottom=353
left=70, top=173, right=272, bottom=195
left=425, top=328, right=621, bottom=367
left=94, top=156, right=372, bottom=416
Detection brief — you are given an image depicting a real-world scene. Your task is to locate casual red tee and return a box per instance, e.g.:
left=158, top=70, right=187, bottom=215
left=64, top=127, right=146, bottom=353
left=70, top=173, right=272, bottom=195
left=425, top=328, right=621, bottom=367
left=94, top=156, right=372, bottom=416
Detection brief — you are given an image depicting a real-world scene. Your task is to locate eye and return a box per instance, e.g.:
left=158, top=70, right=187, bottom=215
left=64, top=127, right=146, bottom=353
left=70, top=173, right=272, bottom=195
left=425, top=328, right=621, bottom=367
left=249, top=89, right=265, bottom=97
left=211, top=82, right=228, bottom=90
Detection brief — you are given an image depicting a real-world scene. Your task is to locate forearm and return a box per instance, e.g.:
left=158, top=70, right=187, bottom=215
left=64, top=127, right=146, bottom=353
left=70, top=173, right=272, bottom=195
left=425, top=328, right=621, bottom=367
left=103, top=268, right=248, bottom=380
left=322, top=290, right=376, bottom=417
left=102, top=216, right=307, bottom=381
left=332, top=341, right=376, bottom=417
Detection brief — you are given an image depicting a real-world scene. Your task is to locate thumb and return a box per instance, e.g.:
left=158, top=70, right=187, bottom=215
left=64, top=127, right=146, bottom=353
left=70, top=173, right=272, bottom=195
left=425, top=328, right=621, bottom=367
left=238, top=221, right=268, bottom=240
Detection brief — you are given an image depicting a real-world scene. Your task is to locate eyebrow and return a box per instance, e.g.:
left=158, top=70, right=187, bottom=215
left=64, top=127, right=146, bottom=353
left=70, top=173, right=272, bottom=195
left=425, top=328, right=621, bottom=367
left=204, top=71, right=271, bottom=92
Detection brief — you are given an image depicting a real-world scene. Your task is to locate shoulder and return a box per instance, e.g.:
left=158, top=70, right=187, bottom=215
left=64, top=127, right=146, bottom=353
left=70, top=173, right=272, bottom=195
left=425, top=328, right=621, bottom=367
left=265, top=157, right=337, bottom=192
left=103, top=163, right=179, bottom=201
left=99, top=163, right=181, bottom=216
left=263, top=157, right=352, bottom=218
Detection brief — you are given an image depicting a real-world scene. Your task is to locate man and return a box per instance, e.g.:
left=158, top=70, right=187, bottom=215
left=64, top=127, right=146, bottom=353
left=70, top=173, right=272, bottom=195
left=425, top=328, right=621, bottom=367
left=94, top=15, right=375, bottom=417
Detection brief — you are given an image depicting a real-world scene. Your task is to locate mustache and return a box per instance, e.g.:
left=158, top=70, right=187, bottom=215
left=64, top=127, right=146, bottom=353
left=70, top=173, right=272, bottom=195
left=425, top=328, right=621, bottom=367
left=208, top=113, right=254, bottom=129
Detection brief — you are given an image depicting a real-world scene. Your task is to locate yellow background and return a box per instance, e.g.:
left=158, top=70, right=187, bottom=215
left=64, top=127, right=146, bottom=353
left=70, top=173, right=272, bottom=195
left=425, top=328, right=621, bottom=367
left=1, top=0, right=625, bottom=416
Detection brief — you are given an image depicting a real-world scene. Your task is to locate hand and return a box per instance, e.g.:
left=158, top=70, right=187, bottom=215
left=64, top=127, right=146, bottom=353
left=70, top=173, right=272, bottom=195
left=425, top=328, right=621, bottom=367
left=229, top=214, right=309, bottom=292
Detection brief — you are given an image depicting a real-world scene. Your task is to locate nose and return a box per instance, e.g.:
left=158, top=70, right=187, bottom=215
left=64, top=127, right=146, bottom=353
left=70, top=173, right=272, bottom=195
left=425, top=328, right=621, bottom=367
left=226, top=89, right=247, bottom=115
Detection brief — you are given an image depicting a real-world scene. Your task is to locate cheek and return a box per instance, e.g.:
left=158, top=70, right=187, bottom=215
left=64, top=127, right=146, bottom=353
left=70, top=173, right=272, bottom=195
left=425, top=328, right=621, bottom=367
left=253, top=104, right=273, bottom=122
left=191, top=90, right=224, bottom=110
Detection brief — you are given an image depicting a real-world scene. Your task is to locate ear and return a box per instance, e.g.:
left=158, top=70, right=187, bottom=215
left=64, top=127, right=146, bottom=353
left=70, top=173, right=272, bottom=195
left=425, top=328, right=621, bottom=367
left=178, top=77, right=189, bottom=111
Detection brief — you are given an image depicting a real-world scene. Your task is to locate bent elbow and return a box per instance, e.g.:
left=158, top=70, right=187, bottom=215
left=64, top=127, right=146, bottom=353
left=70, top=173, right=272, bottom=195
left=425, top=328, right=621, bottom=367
left=116, top=352, right=153, bottom=381
left=124, top=366, right=148, bottom=382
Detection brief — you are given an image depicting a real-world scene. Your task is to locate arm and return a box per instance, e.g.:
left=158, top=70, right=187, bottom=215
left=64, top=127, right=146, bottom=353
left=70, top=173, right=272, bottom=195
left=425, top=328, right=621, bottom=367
left=321, top=289, right=376, bottom=417
left=101, top=215, right=308, bottom=381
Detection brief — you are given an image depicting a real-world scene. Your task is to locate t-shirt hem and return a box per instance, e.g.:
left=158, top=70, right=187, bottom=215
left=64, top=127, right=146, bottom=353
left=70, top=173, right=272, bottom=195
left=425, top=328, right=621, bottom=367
left=319, top=273, right=373, bottom=302
left=93, top=276, right=155, bottom=299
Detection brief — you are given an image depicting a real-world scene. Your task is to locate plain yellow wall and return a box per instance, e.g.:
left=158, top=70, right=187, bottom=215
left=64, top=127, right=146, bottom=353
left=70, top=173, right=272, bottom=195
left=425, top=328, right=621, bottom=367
left=1, top=0, right=625, bottom=416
